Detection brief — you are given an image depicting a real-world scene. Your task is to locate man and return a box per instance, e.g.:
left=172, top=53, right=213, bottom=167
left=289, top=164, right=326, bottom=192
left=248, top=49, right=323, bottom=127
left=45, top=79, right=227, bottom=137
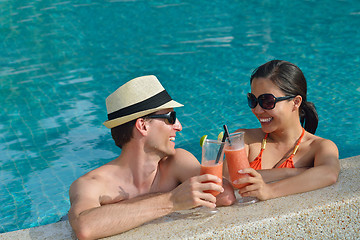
left=68, top=75, right=235, bottom=240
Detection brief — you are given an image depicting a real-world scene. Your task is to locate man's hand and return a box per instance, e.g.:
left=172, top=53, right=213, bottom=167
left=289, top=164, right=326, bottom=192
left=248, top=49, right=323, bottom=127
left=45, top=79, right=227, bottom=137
left=170, top=174, right=224, bottom=211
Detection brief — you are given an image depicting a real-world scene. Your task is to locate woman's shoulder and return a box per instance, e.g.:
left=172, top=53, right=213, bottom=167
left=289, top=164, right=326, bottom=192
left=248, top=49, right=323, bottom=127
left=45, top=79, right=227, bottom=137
left=305, top=131, right=335, bottom=144
left=305, top=131, right=339, bottom=154
left=303, top=131, right=339, bottom=168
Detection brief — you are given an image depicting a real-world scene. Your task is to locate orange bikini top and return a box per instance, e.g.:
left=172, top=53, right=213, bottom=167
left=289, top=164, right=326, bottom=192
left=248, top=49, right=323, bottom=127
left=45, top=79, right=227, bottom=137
left=249, top=128, right=305, bottom=170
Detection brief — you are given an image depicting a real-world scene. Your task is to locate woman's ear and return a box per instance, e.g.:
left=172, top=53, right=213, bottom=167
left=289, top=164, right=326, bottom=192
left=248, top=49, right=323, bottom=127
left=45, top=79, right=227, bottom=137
left=293, top=95, right=302, bottom=110
left=134, top=118, right=149, bottom=136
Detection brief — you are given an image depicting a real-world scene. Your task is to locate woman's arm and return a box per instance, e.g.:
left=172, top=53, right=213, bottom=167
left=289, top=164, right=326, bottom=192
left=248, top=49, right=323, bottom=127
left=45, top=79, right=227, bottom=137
left=257, top=167, right=309, bottom=183
left=234, top=139, right=340, bottom=200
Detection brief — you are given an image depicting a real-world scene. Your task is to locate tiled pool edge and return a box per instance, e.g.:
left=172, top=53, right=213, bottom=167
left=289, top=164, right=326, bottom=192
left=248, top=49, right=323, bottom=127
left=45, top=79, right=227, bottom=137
left=1, top=156, right=359, bottom=239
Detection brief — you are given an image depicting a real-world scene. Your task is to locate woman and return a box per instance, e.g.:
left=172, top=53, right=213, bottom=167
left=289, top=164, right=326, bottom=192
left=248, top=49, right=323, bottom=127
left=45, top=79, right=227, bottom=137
left=233, top=60, right=340, bottom=200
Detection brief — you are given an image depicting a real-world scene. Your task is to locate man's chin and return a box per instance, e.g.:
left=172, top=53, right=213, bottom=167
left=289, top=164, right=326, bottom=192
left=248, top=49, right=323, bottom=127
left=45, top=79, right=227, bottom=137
left=158, top=148, right=176, bottom=159
left=168, top=148, right=176, bottom=156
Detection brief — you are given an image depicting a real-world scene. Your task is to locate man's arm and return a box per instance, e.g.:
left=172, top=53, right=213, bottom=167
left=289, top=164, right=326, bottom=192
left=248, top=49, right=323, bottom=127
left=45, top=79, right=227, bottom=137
left=69, top=187, right=173, bottom=240
left=68, top=171, right=224, bottom=239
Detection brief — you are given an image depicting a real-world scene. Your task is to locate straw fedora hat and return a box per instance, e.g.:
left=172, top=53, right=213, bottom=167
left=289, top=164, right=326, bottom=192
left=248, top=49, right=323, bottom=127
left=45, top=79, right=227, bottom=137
left=103, top=75, right=183, bottom=128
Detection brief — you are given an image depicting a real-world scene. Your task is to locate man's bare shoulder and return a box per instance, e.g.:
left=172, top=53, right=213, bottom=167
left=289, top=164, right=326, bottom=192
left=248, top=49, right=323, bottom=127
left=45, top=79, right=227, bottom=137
left=163, top=148, right=200, bottom=183
left=69, top=168, right=107, bottom=201
left=71, top=169, right=105, bottom=188
left=72, top=163, right=115, bottom=184
left=69, top=162, right=127, bottom=204
left=166, top=148, right=198, bottom=167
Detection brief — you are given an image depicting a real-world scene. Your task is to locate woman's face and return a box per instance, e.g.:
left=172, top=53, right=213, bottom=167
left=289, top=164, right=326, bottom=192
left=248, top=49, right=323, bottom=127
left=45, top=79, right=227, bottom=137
left=250, top=77, right=296, bottom=133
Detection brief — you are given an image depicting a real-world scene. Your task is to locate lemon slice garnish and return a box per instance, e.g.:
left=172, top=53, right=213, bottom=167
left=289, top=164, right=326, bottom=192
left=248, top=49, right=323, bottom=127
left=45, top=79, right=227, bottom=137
left=217, top=131, right=224, bottom=142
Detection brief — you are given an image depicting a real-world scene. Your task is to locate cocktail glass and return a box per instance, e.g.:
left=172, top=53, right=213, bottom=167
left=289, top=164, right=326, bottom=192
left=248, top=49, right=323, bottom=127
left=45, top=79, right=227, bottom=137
left=225, top=132, right=258, bottom=204
left=199, top=138, right=225, bottom=214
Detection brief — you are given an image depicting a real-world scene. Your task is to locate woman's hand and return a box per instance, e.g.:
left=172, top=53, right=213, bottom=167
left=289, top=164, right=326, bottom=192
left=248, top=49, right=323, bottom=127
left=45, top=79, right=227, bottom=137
left=233, top=168, right=273, bottom=201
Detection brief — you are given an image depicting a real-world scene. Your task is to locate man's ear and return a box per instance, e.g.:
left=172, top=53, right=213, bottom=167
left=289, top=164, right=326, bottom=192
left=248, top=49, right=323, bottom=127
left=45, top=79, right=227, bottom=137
left=293, top=95, right=302, bottom=110
left=134, top=118, right=149, bottom=136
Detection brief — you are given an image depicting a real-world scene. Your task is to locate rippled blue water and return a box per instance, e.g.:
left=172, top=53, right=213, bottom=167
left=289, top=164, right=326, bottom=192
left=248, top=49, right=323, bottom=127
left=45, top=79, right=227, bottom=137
left=1, top=0, right=360, bottom=233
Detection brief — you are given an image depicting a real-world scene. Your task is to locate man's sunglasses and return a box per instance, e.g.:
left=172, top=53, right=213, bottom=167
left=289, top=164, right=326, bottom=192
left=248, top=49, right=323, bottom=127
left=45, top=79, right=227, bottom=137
left=147, top=111, right=177, bottom=124
left=247, top=93, right=296, bottom=110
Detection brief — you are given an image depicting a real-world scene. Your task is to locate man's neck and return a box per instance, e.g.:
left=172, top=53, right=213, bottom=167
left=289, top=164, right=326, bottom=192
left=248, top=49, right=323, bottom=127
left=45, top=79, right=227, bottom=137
left=116, top=143, right=164, bottom=193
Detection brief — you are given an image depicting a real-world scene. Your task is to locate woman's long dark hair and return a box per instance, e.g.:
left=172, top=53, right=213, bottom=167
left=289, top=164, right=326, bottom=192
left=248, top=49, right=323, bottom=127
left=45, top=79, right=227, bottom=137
left=250, top=60, right=318, bottom=134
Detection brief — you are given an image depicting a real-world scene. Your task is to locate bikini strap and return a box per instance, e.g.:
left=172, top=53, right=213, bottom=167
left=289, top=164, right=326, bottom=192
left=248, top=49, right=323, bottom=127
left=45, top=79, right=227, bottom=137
left=261, top=133, right=268, bottom=150
left=273, top=128, right=305, bottom=168
left=255, top=133, right=268, bottom=159
left=290, top=128, right=305, bottom=156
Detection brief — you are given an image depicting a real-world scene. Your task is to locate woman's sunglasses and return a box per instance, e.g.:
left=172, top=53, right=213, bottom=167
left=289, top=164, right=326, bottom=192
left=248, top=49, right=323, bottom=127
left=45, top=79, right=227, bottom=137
left=247, top=93, right=296, bottom=110
left=147, top=111, right=177, bottom=124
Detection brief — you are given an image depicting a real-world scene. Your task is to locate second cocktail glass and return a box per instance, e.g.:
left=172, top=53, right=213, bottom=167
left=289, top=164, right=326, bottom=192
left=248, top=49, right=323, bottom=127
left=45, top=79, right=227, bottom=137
left=224, top=132, right=258, bottom=204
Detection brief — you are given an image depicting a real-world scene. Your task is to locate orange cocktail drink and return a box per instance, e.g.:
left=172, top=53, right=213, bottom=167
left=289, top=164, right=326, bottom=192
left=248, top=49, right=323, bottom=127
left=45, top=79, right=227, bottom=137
left=224, top=148, right=250, bottom=189
left=200, top=139, right=225, bottom=197
left=224, top=132, right=250, bottom=189
left=200, top=160, right=223, bottom=196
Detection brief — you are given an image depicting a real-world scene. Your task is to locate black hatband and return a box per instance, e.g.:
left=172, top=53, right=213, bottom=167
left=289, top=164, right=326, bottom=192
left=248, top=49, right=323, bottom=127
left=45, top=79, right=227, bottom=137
left=108, top=90, right=172, bottom=120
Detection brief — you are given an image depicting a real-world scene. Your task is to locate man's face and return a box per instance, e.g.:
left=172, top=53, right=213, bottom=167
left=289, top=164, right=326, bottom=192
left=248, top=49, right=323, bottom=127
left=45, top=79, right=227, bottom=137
left=145, top=108, right=182, bottom=157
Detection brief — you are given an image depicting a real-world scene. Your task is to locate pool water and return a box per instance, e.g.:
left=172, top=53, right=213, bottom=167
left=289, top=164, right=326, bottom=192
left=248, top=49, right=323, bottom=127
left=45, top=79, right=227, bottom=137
left=1, top=0, right=360, bottom=233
